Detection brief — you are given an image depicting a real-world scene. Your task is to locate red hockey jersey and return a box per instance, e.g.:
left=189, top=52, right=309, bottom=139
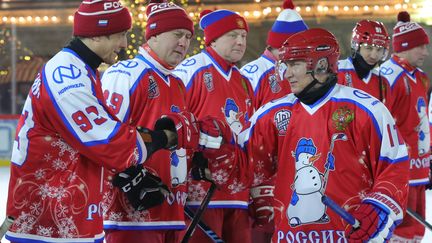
left=173, top=47, right=254, bottom=209
left=6, top=48, right=147, bottom=242
left=101, top=46, right=190, bottom=230
left=381, top=55, right=430, bottom=185
left=240, top=84, right=409, bottom=242
left=337, top=58, right=390, bottom=104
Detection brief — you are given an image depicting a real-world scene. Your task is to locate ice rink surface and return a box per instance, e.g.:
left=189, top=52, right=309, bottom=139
left=1, top=166, right=431, bottom=242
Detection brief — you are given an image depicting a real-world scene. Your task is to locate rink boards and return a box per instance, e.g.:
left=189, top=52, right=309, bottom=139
left=0, top=115, right=18, bottom=167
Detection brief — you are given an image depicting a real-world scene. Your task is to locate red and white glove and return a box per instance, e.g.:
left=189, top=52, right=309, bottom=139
left=154, top=111, right=200, bottom=150
left=201, top=143, right=236, bottom=169
left=250, top=185, right=275, bottom=228
left=198, top=116, right=232, bottom=149
left=198, top=116, right=235, bottom=167
left=345, top=193, right=403, bottom=242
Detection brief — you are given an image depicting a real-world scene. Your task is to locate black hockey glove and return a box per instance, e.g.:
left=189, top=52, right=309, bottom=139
left=112, top=164, right=170, bottom=211
left=190, top=152, right=212, bottom=182
left=137, top=127, right=171, bottom=158
left=154, top=111, right=200, bottom=150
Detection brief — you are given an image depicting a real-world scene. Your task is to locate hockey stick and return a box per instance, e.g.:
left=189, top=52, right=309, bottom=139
left=181, top=182, right=217, bottom=243
left=0, top=216, right=14, bottom=240
left=321, top=133, right=347, bottom=192
left=184, top=206, right=224, bottom=243
left=406, top=207, right=432, bottom=232
left=321, top=195, right=360, bottom=229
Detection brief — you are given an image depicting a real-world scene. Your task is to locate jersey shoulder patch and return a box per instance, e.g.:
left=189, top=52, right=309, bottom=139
left=380, top=60, right=404, bottom=86
left=337, top=58, right=354, bottom=71
left=241, top=56, right=275, bottom=91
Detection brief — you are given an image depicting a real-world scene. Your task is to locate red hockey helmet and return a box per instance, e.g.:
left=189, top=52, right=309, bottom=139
left=351, top=20, right=390, bottom=50
left=278, top=28, right=340, bottom=74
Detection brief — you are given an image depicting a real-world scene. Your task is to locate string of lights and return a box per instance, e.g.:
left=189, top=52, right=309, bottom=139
left=0, top=0, right=430, bottom=77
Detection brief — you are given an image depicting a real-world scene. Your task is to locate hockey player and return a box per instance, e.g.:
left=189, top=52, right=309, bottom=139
left=240, top=0, right=307, bottom=241
left=208, top=28, right=410, bottom=242
left=380, top=11, right=430, bottom=242
left=99, top=1, right=207, bottom=242
left=3, top=1, right=194, bottom=242
left=173, top=9, right=254, bottom=243
left=338, top=19, right=391, bottom=103
left=241, top=0, right=307, bottom=109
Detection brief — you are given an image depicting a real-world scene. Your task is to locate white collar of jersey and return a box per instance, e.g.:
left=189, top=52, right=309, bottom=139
left=138, top=47, right=172, bottom=85
left=203, top=51, right=233, bottom=80
left=138, top=46, right=172, bottom=77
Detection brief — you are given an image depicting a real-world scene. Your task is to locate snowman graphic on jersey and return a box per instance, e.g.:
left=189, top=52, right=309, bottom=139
left=287, top=138, right=335, bottom=227
left=170, top=148, right=187, bottom=187
left=416, top=97, right=430, bottom=156
left=222, top=98, right=243, bottom=136
left=169, top=106, right=188, bottom=187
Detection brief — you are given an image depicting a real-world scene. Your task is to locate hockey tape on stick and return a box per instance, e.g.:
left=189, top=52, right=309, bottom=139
left=322, top=195, right=360, bottom=229
left=0, top=216, right=14, bottom=240
left=184, top=206, right=224, bottom=243
left=182, top=182, right=217, bottom=243
left=406, top=208, right=432, bottom=232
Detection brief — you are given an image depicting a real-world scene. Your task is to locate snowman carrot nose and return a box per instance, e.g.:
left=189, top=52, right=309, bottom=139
left=309, top=154, right=320, bottom=163
left=235, top=111, right=244, bottom=120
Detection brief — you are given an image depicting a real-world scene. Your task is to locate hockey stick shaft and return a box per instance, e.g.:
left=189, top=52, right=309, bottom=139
left=181, top=182, right=217, bottom=243
left=321, top=195, right=360, bottom=228
left=184, top=206, right=224, bottom=243
left=0, top=216, right=14, bottom=240
left=406, top=207, right=432, bottom=232
left=322, top=133, right=347, bottom=192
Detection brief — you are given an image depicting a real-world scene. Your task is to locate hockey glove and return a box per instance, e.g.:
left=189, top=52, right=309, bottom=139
left=137, top=127, right=172, bottom=158
left=155, top=111, right=200, bottom=151
left=201, top=142, right=236, bottom=169
left=345, top=198, right=401, bottom=242
left=190, top=152, right=212, bottom=182
left=198, top=116, right=232, bottom=149
left=112, top=164, right=170, bottom=211
left=250, top=185, right=275, bottom=228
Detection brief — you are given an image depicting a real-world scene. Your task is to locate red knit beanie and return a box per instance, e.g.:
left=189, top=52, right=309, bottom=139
left=392, top=11, right=429, bottom=53
left=145, top=0, right=194, bottom=40
left=266, top=0, right=308, bottom=48
left=73, top=0, right=132, bottom=37
left=199, top=9, right=249, bottom=46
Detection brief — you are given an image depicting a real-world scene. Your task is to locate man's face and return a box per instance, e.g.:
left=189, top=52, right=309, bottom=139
left=98, top=31, right=128, bottom=65
left=402, top=44, right=429, bottom=67
left=358, top=43, right=386, bottom=65
left=211, top=29, right=247, bottom=63
left=151, top=29, right=192, bottom=66
left=282, top=60, right=314, bottom=95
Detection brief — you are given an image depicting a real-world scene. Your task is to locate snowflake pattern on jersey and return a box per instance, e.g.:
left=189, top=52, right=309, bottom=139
left=188, top=181, right=207, bottom=201
left=9, top=138, right=89, bottom=238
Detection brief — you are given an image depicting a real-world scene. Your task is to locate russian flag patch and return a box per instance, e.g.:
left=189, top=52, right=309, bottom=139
left=98, top=20, right=108, bottom=26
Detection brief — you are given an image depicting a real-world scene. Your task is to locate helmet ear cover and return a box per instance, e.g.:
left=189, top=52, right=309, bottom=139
left=279, top=28, right=340, bottom=74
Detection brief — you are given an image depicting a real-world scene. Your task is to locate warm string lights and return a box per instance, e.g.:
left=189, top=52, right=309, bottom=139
left=0, top=2, right=426, bottom=25
left=0, top=0, right=430, bottom=70
left=0, top=27, right=34, bottom=78
left=118, top=0, right=206, bottom=59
